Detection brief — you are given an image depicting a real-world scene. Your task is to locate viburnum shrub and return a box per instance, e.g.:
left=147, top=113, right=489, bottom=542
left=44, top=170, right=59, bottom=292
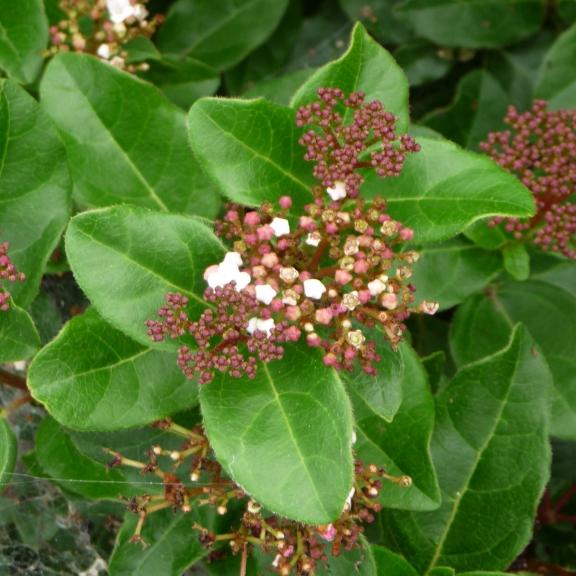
left=1, top=3, right=575, bottom=575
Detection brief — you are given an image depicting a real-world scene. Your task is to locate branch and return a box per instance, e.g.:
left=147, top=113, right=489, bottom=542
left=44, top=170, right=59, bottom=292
left=0, top=368, right=28, bottom=391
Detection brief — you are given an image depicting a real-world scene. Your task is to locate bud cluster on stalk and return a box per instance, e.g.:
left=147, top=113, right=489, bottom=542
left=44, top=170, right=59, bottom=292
left=146, top=88, right=439, bottom=384
left=481, top=100, right=576, bottom=259
left=0, top=241, right=25, bottom=311
left=47, top=0, right=162, bottom=72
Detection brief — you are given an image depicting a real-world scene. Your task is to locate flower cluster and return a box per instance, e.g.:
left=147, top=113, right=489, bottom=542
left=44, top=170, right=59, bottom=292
left=147, top=89, right=437, bottom=383
left=481, top=100, right=576, bottom=259
left=110, top=419, right=411, bottom=575
left=46, top=0, right=162, bottom=72
left=0, top=241, right=25, bottom=312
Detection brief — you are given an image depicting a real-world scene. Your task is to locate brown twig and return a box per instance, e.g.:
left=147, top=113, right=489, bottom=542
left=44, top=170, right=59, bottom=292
left=240, top=543, right=248, bottom=576
left=0, top=368, right=28, bottom=391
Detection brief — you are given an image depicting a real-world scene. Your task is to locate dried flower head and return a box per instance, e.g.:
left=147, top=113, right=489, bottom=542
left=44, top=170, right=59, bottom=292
left=0, top=241, right=25, bottom=312
left=46, top=0, right=163, bottom=72
left=147, top=89, right=436, bottom=383
left=481, top=100, right=576, bottom=259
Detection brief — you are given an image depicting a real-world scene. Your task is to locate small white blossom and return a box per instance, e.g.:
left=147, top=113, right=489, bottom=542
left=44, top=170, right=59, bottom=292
left=343, top=487, right=355, bottom=511
left=255, top=284, right=277, bottom=305
left=204, top=252, right=250, bottom=291
left=303, top=278, right=326, bottom=300
left=326, top=181, right=347, bottom=201
left=106, top=0, right=136, bottom=23
left=223, top=251, right=243, bottom=267
left=270, top=217, right=290, bottom=237
left=351, top=430, right=357, bottom=445
left=306, top=232, right=321, bottom=247
left=96, top=44, right=111, bottom=59
left=247, top=317, right=275, bottom=336
left=367, top=278, right=386, bottom=296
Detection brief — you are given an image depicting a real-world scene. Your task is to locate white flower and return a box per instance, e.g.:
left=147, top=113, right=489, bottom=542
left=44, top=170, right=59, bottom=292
left=343, top=487, right=355, bottom=511
left=305, top=232, right=321, bottom=247
left=96, top=44, right=111, bottom=60
left=204, top=252, right=250, bottom=291
left=351, top=430, right=357, bottom=445
left=246, top=317, right=275, bottom=336
left=326, top=181, right=347, bottom=201
left=303, top=278, right=326, bottom=300
left=255, top=284, right=277, bottom=305
left=270, top=217, right=290, bottom=237
left=367, top=278, right=386, bottom=296
left=106, top=0, right=136, bottom=23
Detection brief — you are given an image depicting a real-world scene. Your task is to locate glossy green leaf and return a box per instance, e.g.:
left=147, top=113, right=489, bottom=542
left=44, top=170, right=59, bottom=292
left=372, top=545, right=418, bottom=576
left=200, top=345, right=354, bottom=523
left=244, top=69, right=316, bottom=106
left=340, top=333, right=403, bottom=422
left=0, top=0, right=48, bottom=84
left=535, top=24, right=576, bottom=109
left=0, top=301, right=40, bottom=364
left=40, top=53, right=220, bottom=218
left=0, top=413, right=16, bottom=493
left=464, top=220, right=509, bottom=250
left=424, top=71, right=508, bottom=150
left=411, top=239, right=502, bottom=311
left=339, top=0, right=414, bottom=44
left=35, top=417, right=140, bottom=499
left=531, top=253, right=576, bottom=297
left=363, top=137, right=535, bottom=244
left=396, top=0, right=546, bottom=49
left=109, top=509, right=208, bottom=576
left=383, top=326, right=551, bottom=573
left=28, top=309, right=198, bottom=431
left=318, top=537, right=377, bottom=575
left=157, top=0, right=289, bottom=72
left=558, top=0, right=576, bottom=23
left=65, top=206, right=225, bottom=347
left=502, top=243, right=530, bottom=281
left=0, top=80, right=71, bottom=307
left=291, top=23, right=410, bottom=132
left=450, top=280, right=576, bottom=439
left=350, top=344, right=440, bottom=511
left=140, top=55, right=220, bottom=110
left=188, top=97, right=314, bottom=209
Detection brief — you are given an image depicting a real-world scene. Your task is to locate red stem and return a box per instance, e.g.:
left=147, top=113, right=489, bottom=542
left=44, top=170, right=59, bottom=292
left=0, top=368, right=27, bottom=391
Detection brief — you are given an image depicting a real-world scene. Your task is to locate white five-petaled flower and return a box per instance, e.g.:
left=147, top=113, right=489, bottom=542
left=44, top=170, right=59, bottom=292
left=303, top=278, right=326, bottom=300
left=255, top=284, right=277, bottom=305
left=270, top=217, right=290, bottom=237
left=367, top=278, right=386, bottom=296
left=96, top=44, right=111, bottom=60
left=326, top=181, right=347, bottom=201
left=106, top=0, right=137, bottom=23
left=305, top=232, right=321, bottom=247
left=203, top=251, right=251, bottom=291
left=247, top=317, right=275, bottom=336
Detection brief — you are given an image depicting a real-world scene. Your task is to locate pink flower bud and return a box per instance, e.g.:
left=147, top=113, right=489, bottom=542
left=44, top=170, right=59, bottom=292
left=257, top=225, right=274, bottom=241
left=279, top=196, right=292, bottom=209
left=315, top=308, right=333, bottom=325
left=335, top=269, right=352, bottom=285
left=244, top=212, right=260, bottom=227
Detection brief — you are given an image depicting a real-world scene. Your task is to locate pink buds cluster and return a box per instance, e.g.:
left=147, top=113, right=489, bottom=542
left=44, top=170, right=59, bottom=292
left=0, top=241, right=25, bottom=311
left=481, top=100, right=576, bottom=259
left=147, top=89, right=438, bottom=383
left=296, top=88, right=420, bottom=197
left=47, top=0, right=163, bottom=72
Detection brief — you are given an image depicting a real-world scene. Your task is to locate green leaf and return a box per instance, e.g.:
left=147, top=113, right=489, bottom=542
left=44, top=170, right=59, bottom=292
left=450, top=281, right=576, bottom=439
left=363, top=137, right=535, bottom=244
left=535, top=24, right=576, bottom=109
left=424, top=70, right=508, bottom=150
left=502, top=243, right=530, bottom=281
left=188, top=97, right=314, bottom=209
left=531, top=252, right=576, bottom=297
left=411, top=239, right=502, bottom=310
left=339, top=0, right=414, bottom=44
left=558, top=0, right=576, bottom=23
left=464, top=220, right=509, bottom=250
left=372, top=545, right=419, bottom=576
left=318, top=536, right=377, bottom=575
left=428, top=569, right=455, bottom=576
left=140, top=55, right=220, bottom=110
left=109, top=508, right=208, bottom=576
left=28, top=309, right=198, bottom=431
left=156, top=0, right=289, bottom=72
left=65, top=206, right=225, bottom=348
left=0, top=0, right=48, bottom=84
left=383, top=326, right=551, bottom=573
left=40, top=53, right=220, bottom=218
left=396, top=0, right=546, bottom=49
left=350, top=344, right=440, bottom=511
left=0, top=301, right=40, bottom=364
left=0, top=413, right=17, bottom=493
left=35, top=417, right=140, bottom=499
left=291, top=23, right=410, bottom=133
left=394, top=42, right=452, bottom=88
left=340, top=333, right=403, bottom=422
left=200, top=345, right=354, bottom=523
left=244, top=69, right=316, bottom=106
left=0, top=80, right=71, bottom=307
